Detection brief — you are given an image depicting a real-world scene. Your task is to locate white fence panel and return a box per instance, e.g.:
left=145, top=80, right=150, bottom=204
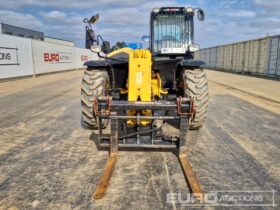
left=75, top=48, right=98, bottom=69
left=0, top=34, right=34, bottom=79
left=32, top=40, right=77, bottom=74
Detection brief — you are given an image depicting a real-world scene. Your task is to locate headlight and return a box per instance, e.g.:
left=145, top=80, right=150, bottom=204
left=185, top=7, right=194, bottom=13
left=153, top=8, right=160, bottom=13
left=90, top=45, right=102, bottom=53
left=189, top=44, right=200, bottom=52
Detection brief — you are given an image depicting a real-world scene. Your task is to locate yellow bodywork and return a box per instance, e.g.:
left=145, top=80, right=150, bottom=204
left=128, top=49, right=152, bottom=101
left=108, top=48, right=167, bottom=126
left=151, top=73, right=168, bottom=97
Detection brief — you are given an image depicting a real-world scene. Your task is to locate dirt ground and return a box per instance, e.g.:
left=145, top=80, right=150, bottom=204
left=0, top=70, right=279, bottom=209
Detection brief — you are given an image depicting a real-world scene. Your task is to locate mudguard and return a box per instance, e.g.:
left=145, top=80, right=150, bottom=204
left=84, top=60, right=108, bottom=68
left=179, top=59, right=205, bottom=67
left=84, top=59, right=127, bottom=68
left=84, top=51, right=129, bottom=68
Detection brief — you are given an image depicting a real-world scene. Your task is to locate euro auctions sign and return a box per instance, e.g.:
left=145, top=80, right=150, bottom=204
left=44, top=52, right=72, bottom=63
left=81, top=55, right=88, bottom=62
left=0, top=47, right=19, bottom=65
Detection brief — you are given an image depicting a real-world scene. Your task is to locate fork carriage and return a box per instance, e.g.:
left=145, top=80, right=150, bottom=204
left=95, top=96, right=193, bottom=150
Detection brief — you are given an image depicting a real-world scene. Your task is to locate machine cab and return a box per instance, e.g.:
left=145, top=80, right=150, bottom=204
left=149, top=7, right=204, bottom=55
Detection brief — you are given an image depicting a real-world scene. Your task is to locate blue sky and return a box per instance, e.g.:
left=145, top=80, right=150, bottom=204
left=0, top=0, right=279, bottom=48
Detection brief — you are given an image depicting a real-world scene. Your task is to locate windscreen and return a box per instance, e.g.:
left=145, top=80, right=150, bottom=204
left=153, top=15, right=190, bottom=53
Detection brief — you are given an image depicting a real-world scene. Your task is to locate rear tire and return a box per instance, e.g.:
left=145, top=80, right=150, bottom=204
left=182, top=69, right=209, bottom=129
left=81, top=69, right=109, bottom=129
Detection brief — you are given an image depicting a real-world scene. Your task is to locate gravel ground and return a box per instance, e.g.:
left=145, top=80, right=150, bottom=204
left=0, top=70, right=279, bottom=210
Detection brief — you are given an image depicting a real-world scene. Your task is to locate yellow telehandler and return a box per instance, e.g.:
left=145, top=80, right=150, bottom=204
left=81, top=7, right=208, bottom=199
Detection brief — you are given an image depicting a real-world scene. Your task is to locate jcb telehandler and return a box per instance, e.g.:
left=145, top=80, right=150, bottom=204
left=81, top=7, right=209, bottom=199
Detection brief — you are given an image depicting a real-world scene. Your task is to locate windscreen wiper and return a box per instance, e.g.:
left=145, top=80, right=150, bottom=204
left=177, top=31, right=189, bottom=48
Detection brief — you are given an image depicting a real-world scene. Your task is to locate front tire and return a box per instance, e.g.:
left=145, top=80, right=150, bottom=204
left=81, top=69, right=109, bottom=129
left=182, top=69, right=209, bottom=129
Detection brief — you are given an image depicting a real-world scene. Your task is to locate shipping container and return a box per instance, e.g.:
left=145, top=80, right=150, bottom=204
left=209, top=47, right=217, bottom=68
left=278, top=40, right=280, bottom=77
left=243, top=41, right=252, bottom=73
left=230, top=44, right=235, bottom=71
left=194, top=50, right=199, bottom=60
left=236, top=42, right=245, bottom=72
left=205, top=48, right=211, bottom=68
left=216, top=46, right=223, bottom=69
left=267, top=35, right=280, bottom=77
left=0, top=34, right=34, bottom=79
left=220, top=46, right=224, bottom=69
left=201, top=48, right=207, bottom=64
left=225, top=44, right=234, bottom=71
left=196, top=35, right=279, bottom=78
left=258, top=38, right=269, bottom=74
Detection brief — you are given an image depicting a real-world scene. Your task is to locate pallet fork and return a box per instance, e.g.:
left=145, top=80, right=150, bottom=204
left=93, top=97, right=203, bottom=199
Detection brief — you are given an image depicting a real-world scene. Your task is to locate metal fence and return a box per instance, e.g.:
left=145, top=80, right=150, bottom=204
left=0, top=33, right=98, bottom=80
left=195, top=35, right=280, bottom=78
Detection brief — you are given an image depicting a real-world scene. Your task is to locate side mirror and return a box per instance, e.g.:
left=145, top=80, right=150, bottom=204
left=142, top=35, right=151, bottom=42
left=197, top=9, right=205, bottom=21
left=101, top=41, right=111, bottom=54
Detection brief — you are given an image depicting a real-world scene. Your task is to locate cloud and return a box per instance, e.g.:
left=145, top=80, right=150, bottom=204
left=0, top=10, right=43, bottom=29
left=0, top=0, right=152, bottom=9
left=253, top=0, right=280, bottom=16
left=141, top=0, right=181, bottom=10
left=0, top=1, right=213, bottom=47
left=0, top=0, right=279, bottom=49
left=100, top=8, right=149, bottom=26
left=40, top=10, right=84, bottom=25
left=82, top=1, right=181, bottom=43
left=249, top=18, right=280, bottom=32
left=98, top=0, right=180, bottom=26
left=254, top=0, right=280, bottom=9
left=227, top=10, right=256, bottom=17
left=41, top=10, right=67, bottom=20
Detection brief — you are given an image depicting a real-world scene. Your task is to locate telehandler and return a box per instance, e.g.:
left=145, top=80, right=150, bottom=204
left=81, top=7, right=209, bottom=199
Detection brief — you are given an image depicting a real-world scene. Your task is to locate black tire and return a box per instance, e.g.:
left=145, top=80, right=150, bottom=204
left=81, top=69, right=109, bottom=129
left=182, top=69, right=209, bottom=129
